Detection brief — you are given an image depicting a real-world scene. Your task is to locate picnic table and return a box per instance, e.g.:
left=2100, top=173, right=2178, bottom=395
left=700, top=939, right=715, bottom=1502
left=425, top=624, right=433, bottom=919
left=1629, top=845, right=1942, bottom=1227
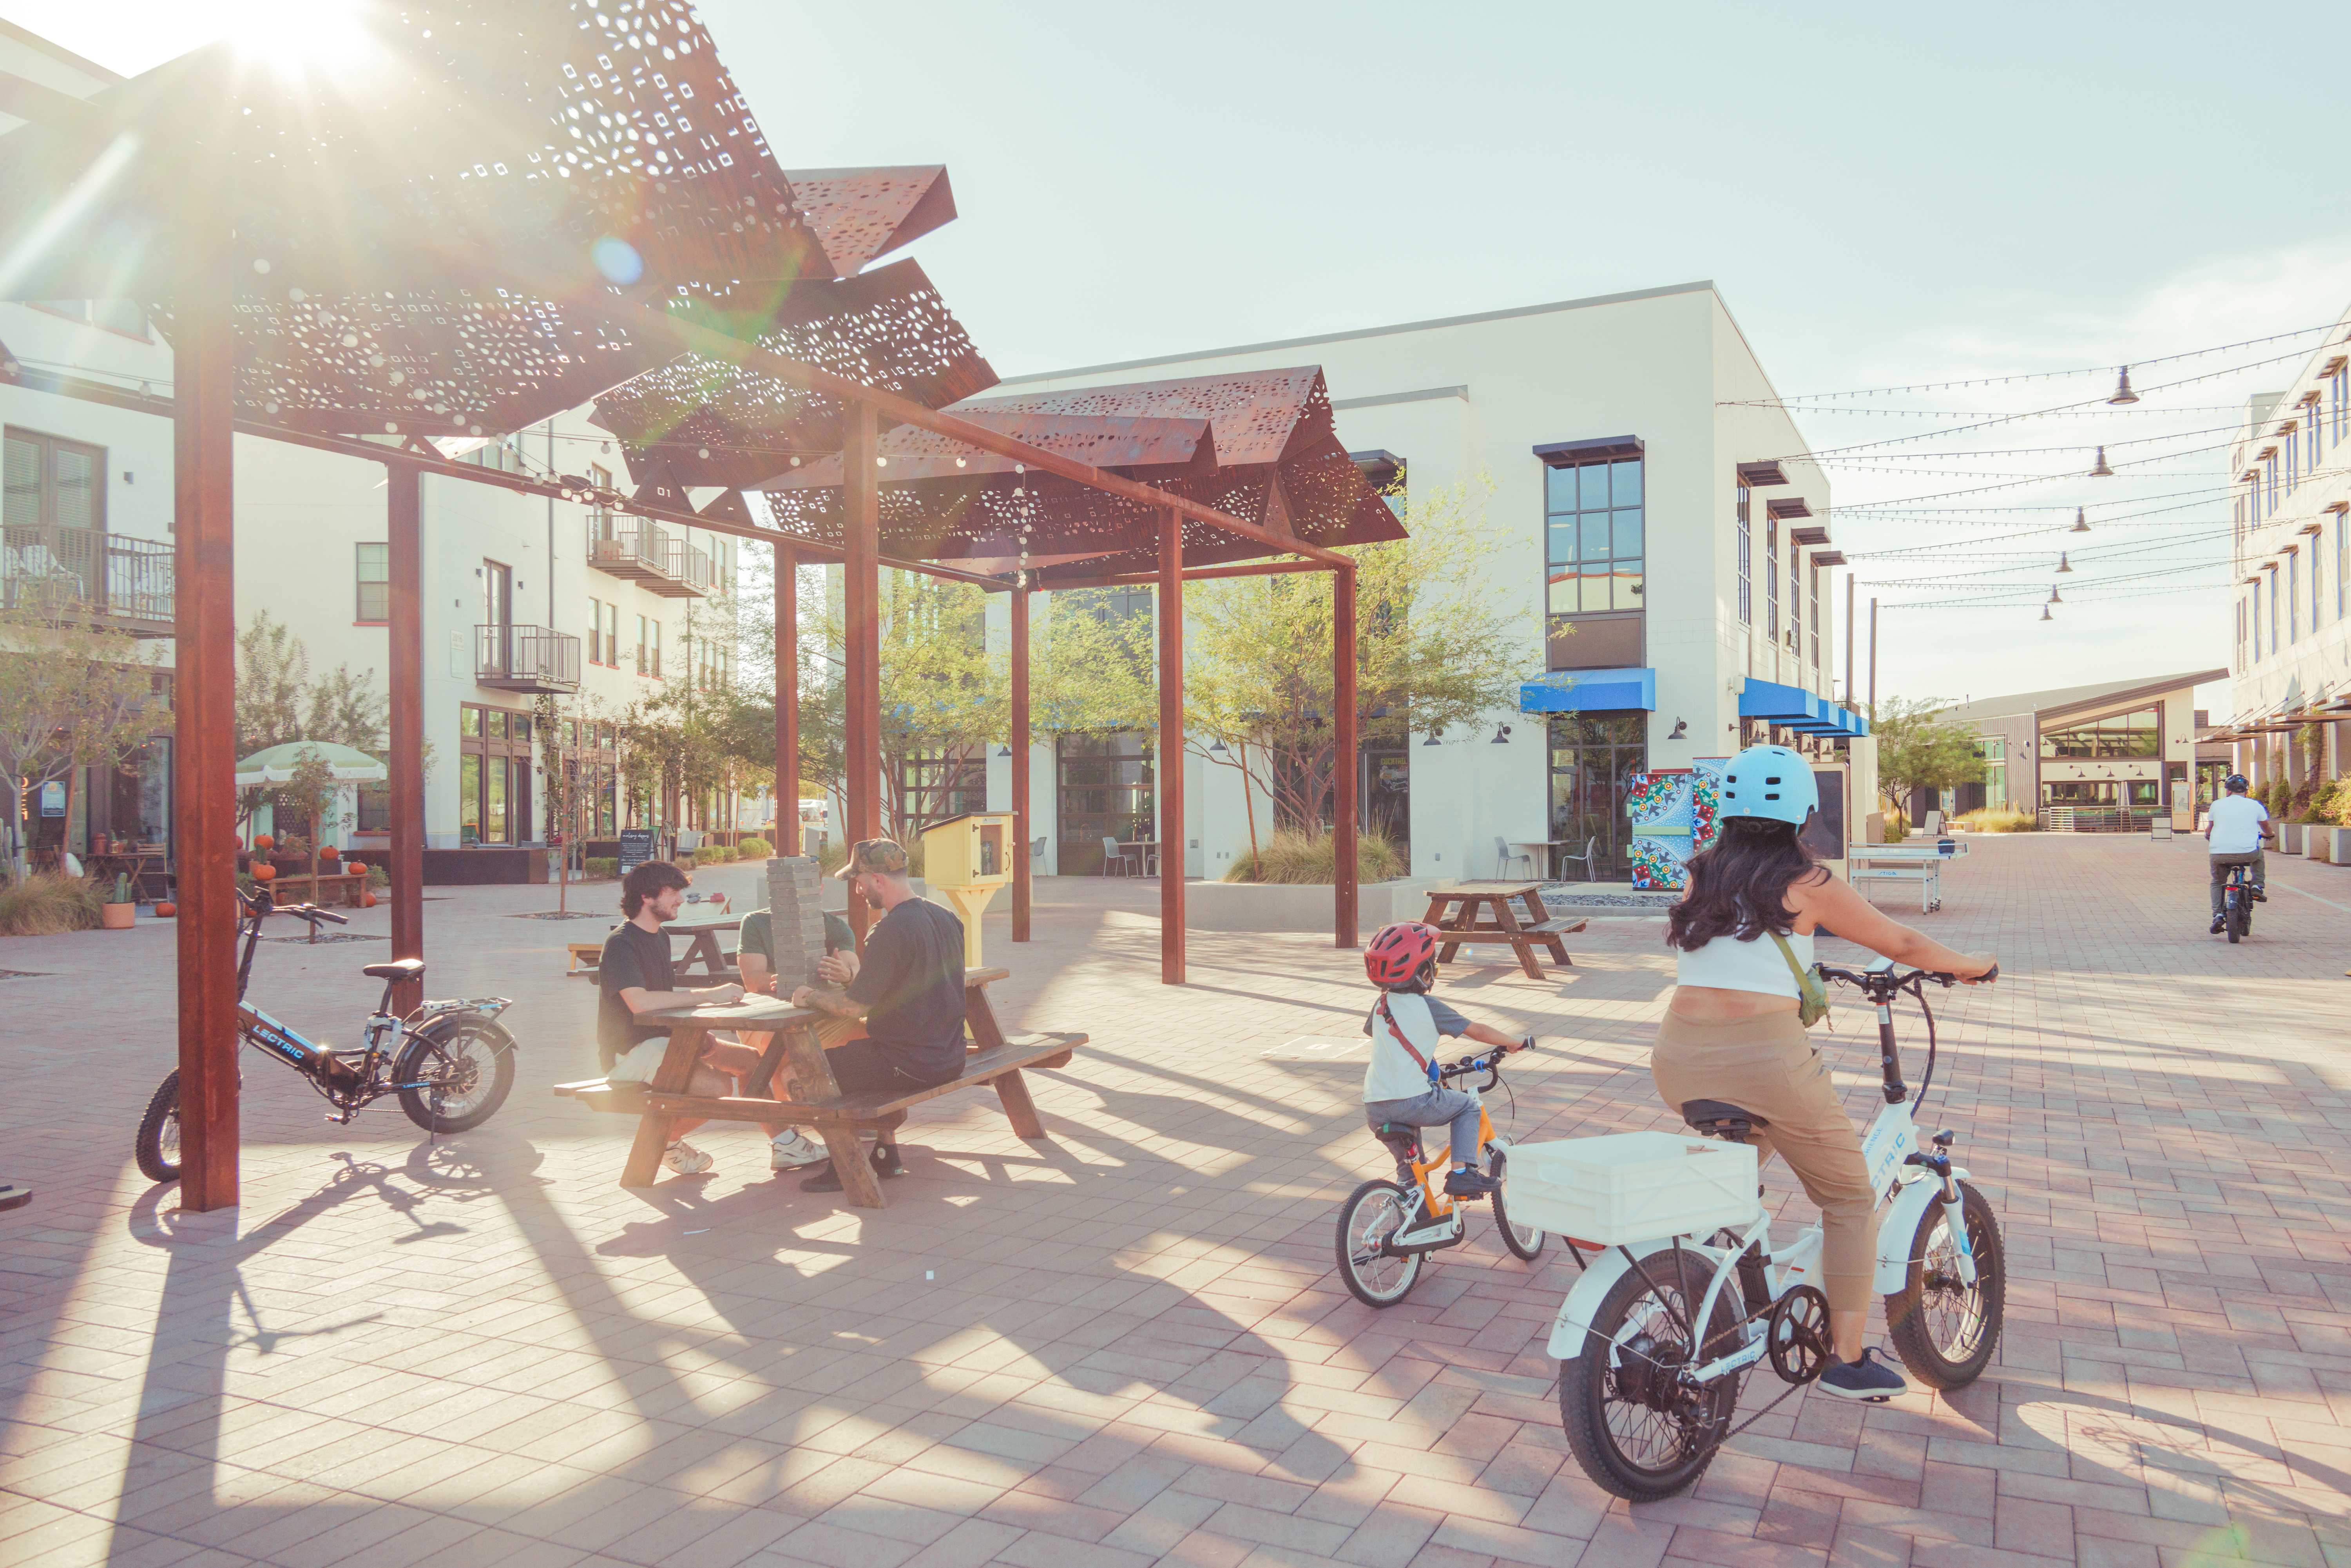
left=554, top=966, right=1086, bottom=1208
left=1846, top=839, right=1967, bottom=914
left=259, top=868, right=369, bottom=907
left=568, top=915, right=739, bottom=980
left=1422, top=880, right=1587, bottom=980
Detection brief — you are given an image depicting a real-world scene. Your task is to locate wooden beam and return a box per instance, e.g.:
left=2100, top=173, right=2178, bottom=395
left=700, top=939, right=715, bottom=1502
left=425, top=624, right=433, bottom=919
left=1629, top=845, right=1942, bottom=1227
left=775, top=543, right=799, bottom=854
left=173, top=230, right=238, bottom=1213
left=1158, top=508, right=1185, bottom=985
left=843, top=402, right=881, bottom=943
left=1333, top=563, right=1359, bottom=951
left=1011, top=584, right=1031, bottom=942
left=1035, top=557, right=1331, bottom=593
left=385, top=465, right=426, bottom=1014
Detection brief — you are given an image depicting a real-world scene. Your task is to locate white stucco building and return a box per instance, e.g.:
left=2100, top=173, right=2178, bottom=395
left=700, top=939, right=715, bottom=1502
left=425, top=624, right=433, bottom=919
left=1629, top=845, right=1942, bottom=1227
left=989, top=281, right=1866, bottom=884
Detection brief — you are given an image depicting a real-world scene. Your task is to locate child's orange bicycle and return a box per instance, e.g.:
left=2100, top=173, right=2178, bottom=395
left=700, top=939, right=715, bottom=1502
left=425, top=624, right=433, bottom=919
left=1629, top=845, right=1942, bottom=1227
left=1335, top=1048, right=1547, bottom=1305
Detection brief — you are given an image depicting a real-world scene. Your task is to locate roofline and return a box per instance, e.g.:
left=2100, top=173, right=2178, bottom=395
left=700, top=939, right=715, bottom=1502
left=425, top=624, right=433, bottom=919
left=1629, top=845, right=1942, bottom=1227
left=0, top=18, right=126, bottom=85
left=994, top=280, right=1716, bottom=385
left=1965, top=668, right=2229, bottom=727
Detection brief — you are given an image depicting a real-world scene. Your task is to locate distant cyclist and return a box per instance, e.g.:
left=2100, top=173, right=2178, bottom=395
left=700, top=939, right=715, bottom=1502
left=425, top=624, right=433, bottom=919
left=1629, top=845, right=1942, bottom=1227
left=2204, top=774, right=2274, bottom=935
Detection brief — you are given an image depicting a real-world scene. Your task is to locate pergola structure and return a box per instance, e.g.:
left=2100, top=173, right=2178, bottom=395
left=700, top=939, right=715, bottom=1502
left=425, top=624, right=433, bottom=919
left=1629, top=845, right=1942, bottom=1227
left=0, top=1, right=1398, bottom=1212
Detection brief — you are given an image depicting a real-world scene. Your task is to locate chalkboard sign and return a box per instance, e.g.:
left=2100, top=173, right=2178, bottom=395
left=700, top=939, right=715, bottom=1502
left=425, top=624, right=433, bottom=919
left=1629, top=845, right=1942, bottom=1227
left=1800, top=769, right=1845, bottom=861
left=617, top=828, right=655, bottom=877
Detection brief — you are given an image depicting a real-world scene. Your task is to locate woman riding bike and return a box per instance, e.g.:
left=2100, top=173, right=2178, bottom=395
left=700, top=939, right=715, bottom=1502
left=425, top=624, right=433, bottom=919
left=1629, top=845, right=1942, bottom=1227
left=1659, top=745, right=1996, bottom=1400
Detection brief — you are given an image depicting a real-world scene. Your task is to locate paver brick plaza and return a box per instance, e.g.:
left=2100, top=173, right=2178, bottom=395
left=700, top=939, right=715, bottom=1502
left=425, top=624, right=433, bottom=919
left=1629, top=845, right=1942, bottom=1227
left=4, top=834, right=2350, bottom=1567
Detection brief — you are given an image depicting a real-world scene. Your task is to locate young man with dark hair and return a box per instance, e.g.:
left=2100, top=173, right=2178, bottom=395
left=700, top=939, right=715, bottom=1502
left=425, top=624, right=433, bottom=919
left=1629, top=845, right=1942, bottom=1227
left=788, top=838, right=969, bottom=1193
left=598, top=860, right=753, bottom=1175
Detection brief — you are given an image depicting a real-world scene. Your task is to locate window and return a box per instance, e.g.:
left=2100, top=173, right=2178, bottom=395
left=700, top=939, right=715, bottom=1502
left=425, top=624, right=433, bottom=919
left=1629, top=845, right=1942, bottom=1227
left=2286, top=424, right=2299, bottom=490
left=2249, top=473, right=2262, bottom=528
left=457, top=701, right=532, bottom=847
left=4, top=427, right=104, bottom=536
left=1735, top=484, right=1752, bottom=626
left=2335, top=367, right=2349, bottom=444
left=1808, top=563, right=1820, bottom=668
left=2309, top=407, right=2322, bottom=473
left=1543, top=455, right=1644, bottom=670
left=1057, top=733, right=1154, bottom=874
left=2251, top=589, right=2260, bottom=662
left=2315, top=535, right=2326, bottom=632
left=1975, top=737, right=2006, bottom=808
left=1765, top=520, right=1780, bottom=642
left=2289, top=550, right=2300, bottom=643
left=2339, top=511, right=2347, bottom=619
left=2039, top=705, right=2159, bottom=759
left=636, top=615, right=650, bottom=675
left=2269, top=567, right=2279, bottom=651
left=1548, top=712, right=1647, bottom=881
left=587, top=597, right=604, bottom=665
left=1786, top=545, right=1801, bottom=653
left=603, top=602, right=619, bottom=667
left=2267, top=451, right=2279, bottom=511
left=355, top=543, right=389, bottom=622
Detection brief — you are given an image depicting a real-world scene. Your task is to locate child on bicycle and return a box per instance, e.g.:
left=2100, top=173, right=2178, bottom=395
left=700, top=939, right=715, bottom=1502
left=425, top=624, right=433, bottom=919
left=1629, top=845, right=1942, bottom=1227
left=1361, top=922, right=1534, bottom=1197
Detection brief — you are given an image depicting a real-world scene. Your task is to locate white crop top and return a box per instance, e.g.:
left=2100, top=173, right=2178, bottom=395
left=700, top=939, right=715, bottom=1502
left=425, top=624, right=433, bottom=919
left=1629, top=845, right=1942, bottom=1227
left=1674, top=929, right=1814, bottom=997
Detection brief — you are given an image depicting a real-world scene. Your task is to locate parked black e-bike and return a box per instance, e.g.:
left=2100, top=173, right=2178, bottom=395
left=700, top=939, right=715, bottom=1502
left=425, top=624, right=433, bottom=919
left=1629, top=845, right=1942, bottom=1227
left=135, top=887, right=517, bottom=1183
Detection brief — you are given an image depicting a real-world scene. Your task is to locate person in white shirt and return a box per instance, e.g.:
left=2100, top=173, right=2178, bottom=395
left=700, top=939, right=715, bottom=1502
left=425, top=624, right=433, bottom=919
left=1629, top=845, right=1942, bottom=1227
left=1359, top=922, right=1533, bottom=1198
left=2203, top=774, right=2274, bottom=934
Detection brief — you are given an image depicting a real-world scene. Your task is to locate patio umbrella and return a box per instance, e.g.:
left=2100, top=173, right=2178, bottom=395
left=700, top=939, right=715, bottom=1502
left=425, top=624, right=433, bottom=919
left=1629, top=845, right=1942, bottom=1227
left=234, top=742, right=388, bottom=788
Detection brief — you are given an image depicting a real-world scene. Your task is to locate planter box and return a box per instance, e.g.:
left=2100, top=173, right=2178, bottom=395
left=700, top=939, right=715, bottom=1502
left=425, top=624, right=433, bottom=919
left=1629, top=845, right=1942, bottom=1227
left=2279, top=823, right=2306, bottom=855
left=2321, top=826, right=2351, bottom=865
left=1187, top=878, right=1434, bottom=934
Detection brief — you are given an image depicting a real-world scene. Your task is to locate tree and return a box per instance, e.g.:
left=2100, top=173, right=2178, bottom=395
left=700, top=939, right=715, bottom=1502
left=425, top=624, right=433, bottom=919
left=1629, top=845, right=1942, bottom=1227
left=275, top=748, right=340, bottom=941
left=234, top=611, right=390, bottom=838
left=0, top=617, right=166, bottom=884
left=1184, top=480, right=1527, bottom=833
left=1872, top=697, right=1985, bottom=815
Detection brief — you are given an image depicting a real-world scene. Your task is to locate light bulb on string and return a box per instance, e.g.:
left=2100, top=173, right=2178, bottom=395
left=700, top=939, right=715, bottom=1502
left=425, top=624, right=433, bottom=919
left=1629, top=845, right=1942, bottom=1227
left=2108, top=366, right=2139, bottom=405
left=2040, top=604, right=2053, bottom=621
left=2089, top=447, right=2114, bottom=477
left=2049, top=585, right=2063, bottom=603
left=2072, top=507, right=2091, bottom=532
left=2057, top=552, right=2072, bottom=573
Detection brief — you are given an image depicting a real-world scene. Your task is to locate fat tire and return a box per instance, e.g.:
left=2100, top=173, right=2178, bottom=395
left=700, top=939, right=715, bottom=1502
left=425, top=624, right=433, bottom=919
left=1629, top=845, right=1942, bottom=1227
left=1558, top=1248, right=1742, bottom=1502
left=1334, top=1179, right=1424, bottom=1307
left=1884, top=1182, right=2006, bottom=1391
left=395, top=1019, right=515, bottom=1134
left=134, top=1070, right=182, bottom=1185
left=1488, top=1150, right=1547, bottom=1262
left=2228, top=899, right=2246, bottom=942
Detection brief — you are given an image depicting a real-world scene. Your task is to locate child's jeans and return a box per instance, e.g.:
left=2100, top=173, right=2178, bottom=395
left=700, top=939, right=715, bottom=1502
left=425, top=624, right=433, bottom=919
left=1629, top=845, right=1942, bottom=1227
left=1365, top=1085, right=1482, bottom=1164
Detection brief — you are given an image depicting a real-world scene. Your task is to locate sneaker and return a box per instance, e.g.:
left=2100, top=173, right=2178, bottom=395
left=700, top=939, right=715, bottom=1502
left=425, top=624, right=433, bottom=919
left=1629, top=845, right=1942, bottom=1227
left=1443, top=1166, right=1502, bottom=1198
left=1816, top=1347, right=1909, bottom=1402
left=2252, top=885, right=2268, bottom=902
left=2210, top=915, right=2226, bottom=935
left=663, top=1141, right=714, bottom=1176
left=799, top=1146, right=905, bottom=1193
left=770, top=1130, right=827, bottom=1170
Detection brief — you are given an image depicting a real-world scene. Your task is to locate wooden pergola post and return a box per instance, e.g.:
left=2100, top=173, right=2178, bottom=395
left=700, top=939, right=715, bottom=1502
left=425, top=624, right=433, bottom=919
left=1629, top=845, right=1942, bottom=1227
left=172, top=240, right=238, bottom=1213
left=1157, top=508, right=1185, bottom=985
left=386, top=464, right=426, bottom=1015
left=842, top=402, right=882, bottom=942
left=1011, top=581, right=1032, bottom=942
left=774, top=542, right=799, bottom=854
left=1333, top=562, right=1358, bottom=950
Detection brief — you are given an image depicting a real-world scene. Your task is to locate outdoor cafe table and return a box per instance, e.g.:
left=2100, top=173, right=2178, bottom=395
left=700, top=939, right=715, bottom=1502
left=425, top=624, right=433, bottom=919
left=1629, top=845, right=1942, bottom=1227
left=1118, top=839, right=1159, bottom=876
left=1421, top=880, right=1586, bottom=980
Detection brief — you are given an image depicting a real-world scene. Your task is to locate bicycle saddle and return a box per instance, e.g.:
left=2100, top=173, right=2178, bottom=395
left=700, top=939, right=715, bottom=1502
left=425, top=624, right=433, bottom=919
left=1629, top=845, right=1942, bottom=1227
left=362, top=959, right=426, bottom=982
left=1681, top=1099, right=1766, bottom=1140
left=1371, top=1122, right=1424, bottom=1159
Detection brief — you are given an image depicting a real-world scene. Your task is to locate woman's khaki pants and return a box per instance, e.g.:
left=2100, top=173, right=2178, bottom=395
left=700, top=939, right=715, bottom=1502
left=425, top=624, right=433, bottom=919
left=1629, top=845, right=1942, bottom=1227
left=1651, top=1007, right=1876, bottom=1313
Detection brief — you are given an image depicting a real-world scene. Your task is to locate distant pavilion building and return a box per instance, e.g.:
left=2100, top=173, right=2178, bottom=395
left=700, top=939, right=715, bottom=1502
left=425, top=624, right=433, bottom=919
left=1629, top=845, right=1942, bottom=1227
left=1938, top=668, right=2226, bottom=831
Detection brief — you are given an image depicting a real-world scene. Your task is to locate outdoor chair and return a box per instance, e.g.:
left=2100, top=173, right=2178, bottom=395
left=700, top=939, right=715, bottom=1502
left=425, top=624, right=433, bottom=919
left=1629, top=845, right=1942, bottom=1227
left=1100, top=835, right=1140, bottom=876
left=1493, top=836, right=1535, bottom=880
left=1552, top=835, right=1599, bottom=881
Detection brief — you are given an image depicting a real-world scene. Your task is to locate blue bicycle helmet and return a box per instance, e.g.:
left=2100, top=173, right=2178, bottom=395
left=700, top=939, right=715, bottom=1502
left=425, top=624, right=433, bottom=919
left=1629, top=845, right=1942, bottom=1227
left=1718, top=744, right=1819, bottom=827
left=2222, top=773, right=2249, bottom=792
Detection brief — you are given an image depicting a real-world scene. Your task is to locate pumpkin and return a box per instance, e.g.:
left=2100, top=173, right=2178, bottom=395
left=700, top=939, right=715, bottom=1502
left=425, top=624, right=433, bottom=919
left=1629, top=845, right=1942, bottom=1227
left=362, top=891, right=378, bottom=908
left=254, top=833, right=275, bottom=851
left=252, top=864, right=277, bottom=882
left=154, top=902, right=177, bottom=918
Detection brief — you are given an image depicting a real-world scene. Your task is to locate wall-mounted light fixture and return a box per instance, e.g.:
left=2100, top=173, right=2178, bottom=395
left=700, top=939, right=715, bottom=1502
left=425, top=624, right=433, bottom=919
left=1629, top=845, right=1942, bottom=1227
left=1668, top=719, right=1688, bottom=740
left=1491, top=724, right=1512, bottom=745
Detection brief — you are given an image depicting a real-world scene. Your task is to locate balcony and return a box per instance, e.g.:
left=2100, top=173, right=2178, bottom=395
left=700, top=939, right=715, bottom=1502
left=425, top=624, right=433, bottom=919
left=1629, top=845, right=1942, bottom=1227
left=586, top=517, right=715, bottom=599
left=1, top=523, right=174, bottom=635
left=475, top=624, right=580, bottom=694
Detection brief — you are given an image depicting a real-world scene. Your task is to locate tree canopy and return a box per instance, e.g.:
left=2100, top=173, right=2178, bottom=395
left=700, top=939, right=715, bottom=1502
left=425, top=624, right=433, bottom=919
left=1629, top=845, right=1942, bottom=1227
left=1872, top=697, right=1985, bottom=811
left=0, top=617, right=165, bottom=882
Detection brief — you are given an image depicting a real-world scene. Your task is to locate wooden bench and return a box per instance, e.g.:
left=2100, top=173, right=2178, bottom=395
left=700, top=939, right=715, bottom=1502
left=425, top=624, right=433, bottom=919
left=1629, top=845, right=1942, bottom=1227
left=554, top=967, right=1085, bottom=1208
left=567, top=942, right=604, bottom=977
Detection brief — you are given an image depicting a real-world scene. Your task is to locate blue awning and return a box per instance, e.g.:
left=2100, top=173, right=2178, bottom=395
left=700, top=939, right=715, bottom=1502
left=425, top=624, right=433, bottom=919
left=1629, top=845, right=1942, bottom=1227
left=1739, top=677, right=1870, bottom=737
left=1520, top=666, right=1656, bottom=714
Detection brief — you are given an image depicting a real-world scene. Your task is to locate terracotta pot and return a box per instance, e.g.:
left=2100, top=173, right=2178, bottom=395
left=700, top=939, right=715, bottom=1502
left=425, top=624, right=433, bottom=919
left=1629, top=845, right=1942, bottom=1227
left=100, top=903, right=136, bottom=930
left=154, top=902, right=178, bottom=918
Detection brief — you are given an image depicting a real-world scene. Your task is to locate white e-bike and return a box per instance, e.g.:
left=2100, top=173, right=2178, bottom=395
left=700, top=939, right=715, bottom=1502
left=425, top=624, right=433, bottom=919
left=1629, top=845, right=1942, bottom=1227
left=1553, top=959, right=2005, bottom=1501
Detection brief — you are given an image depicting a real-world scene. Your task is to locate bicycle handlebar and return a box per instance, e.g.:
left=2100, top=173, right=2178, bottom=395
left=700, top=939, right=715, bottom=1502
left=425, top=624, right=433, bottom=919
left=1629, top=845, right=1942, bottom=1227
left=237, top=889, right=348, bottom=927
left=1437, top=1039, right=1534, bottom=1091
left=1818, top=961, right=1996, bottom=995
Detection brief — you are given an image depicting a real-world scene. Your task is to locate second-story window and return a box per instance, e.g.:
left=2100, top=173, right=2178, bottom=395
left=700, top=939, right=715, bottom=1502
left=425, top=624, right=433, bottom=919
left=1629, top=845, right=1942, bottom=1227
left=2270, top=566, right=2280, bottom=651
left=1542, top=452, right=1644, bottom=671
left=587, top=596, right=605, bottom=665
left=355, top=543, right=389, bottom=622
left=1808, top=563, right=1820, bottom=668
left=1735, top=484, right=1752, bottom=626
left=1786, top=544, right=1800, bottom=653
left=1765, top=520, right=1779, bottom=641
left=2335, top=367, right=2349, bottom=443
left=2237, top=597, right=2247, bottom=667
left=2339, top=511, right=2348, bottom=619
left=4, top=427, right=104, bottom=536
left=2314, top=531, right=2326, bottom=632
left=2289, top=550, right=2300, bottom=643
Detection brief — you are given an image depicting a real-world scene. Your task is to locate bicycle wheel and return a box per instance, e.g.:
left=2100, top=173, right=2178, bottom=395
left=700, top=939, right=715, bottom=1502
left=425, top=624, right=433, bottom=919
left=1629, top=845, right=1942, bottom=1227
left=1885, top=1181, right=2005, bottom=1390
left=1334, top=1179, right=1424, bottom=1307
left=395, top=1018, right=515, bottom=1134
left=134, top=1070, right=181, bottom=1185
left=1488, top=1149, right=1547, bottom=1262
left=1558, top=1247, right=1742, bottom=1501
left=2228, top=894, right=2247, bottom=942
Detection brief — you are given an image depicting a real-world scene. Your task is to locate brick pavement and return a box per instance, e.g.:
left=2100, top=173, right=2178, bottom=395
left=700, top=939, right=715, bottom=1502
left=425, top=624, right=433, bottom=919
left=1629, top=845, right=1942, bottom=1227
left=3, top=836, right=2349, bottom=1567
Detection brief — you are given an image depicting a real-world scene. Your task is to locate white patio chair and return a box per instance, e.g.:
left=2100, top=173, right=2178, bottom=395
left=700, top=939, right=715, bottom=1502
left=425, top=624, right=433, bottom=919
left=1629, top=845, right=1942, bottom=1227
left=1494, top=836, right=1535, bottom=880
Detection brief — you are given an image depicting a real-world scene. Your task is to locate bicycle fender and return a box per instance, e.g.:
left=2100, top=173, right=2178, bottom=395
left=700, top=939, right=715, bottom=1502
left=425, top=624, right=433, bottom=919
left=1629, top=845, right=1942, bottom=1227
left=1546, top=1247, right=1637, bottom=1359
left=412, top=1012, right=519, bottom=1054
left=1872, top=1166, right=1971, bottom=1294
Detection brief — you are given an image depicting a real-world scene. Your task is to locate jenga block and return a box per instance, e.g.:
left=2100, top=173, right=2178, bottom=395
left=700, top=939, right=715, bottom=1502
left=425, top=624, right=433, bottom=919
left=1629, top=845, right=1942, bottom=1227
left=764, top=856, right=829, bottom=989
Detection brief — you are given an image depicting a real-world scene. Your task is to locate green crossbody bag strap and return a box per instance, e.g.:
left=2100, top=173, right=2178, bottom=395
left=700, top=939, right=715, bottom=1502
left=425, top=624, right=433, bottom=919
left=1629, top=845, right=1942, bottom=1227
left=1770, top=932, right=1830, bottom=1028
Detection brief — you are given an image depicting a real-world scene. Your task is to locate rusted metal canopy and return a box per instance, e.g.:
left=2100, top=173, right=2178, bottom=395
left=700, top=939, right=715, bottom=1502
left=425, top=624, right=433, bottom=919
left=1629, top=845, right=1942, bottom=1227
left=0, top=2, right=991, bottom=437
left=788, top=165, right=960, bottom=279
left=751, top=366, right=1403, bottom=579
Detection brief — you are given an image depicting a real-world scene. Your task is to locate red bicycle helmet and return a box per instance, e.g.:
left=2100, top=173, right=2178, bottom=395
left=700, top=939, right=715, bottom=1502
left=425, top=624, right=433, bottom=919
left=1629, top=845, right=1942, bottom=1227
left=1365, top=921, right=1441, bottom=989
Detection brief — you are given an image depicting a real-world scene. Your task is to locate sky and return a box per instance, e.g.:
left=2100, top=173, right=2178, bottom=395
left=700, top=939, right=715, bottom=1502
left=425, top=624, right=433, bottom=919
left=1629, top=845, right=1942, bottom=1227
left=11, top=0, right=2351, bottom=718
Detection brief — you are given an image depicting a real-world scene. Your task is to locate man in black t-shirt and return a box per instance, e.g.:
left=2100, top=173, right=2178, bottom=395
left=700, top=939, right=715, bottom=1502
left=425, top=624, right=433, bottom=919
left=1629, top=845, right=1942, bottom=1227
left=788, top=838, right=967, bottom=1193
left=597, top=861, right=746, bottom=1176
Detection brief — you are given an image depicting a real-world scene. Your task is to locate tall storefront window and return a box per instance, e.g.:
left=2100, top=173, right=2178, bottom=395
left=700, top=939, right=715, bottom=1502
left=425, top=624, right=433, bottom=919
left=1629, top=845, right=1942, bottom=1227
left=1546, top=712, right=1645, bottom=881
left=1057, top=733, right=1153, bottom=875
left=2039, top=706, right=2158, bottom=759
left=457, top=702, right=532, bottom=846
left=1544, top=454, right=1644, bottom=670
left=1735, top=484, right=1751, bottom=626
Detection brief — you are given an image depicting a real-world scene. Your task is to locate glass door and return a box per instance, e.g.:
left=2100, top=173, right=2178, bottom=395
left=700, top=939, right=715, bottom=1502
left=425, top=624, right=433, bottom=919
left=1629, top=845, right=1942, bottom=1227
left=1546, top=712, right=1646, bottom=881
left=1058, top=733, right=1154, bottom=874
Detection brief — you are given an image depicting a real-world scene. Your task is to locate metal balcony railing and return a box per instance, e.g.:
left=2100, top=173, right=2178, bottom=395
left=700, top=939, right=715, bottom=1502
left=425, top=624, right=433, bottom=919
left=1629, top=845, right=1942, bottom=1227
left=1, top=523, right=174, bottom=632
left=475, top=624, right=581, bottom=693
left=586, top=517, right=715, bottom=598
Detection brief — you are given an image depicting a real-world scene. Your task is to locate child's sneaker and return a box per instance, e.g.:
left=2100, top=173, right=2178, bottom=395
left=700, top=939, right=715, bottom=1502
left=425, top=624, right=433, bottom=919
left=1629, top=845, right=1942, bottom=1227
left=1443, top=1166, right=1502, bottom=1198
left=663, top=1141, right=714, bottom=1175
left=1816, top=1347, right=1908, bottom=1402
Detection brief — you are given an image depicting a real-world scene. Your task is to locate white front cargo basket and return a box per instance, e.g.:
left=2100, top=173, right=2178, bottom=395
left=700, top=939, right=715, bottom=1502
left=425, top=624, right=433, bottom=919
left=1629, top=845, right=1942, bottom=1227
left=1504, top=1132, right=1761, bottom=1246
